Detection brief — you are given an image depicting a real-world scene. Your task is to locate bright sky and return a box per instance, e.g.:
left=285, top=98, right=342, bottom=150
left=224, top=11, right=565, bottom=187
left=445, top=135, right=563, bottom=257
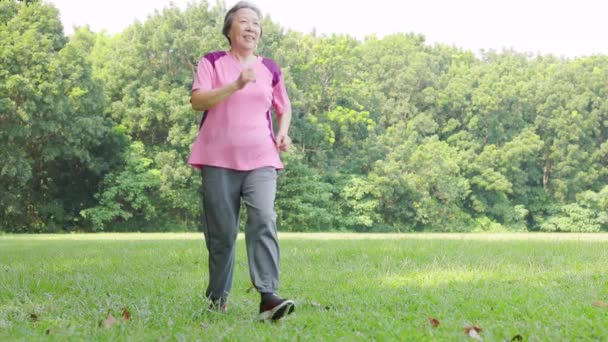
left=48, top=0, right=607, bottom=58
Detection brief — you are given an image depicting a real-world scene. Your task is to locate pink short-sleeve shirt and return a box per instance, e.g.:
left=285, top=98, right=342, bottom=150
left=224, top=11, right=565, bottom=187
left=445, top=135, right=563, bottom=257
left=188, top=51, right=291, bottom=171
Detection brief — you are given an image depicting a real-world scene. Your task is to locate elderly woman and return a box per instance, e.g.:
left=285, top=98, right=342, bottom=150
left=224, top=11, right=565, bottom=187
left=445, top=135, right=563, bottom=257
left=188, top=1, right=295, bottom=321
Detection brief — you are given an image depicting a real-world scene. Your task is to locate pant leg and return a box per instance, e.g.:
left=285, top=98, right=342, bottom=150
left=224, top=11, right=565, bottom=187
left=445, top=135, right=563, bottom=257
left=201, top=166, right=243, bottom=301
left=242, top=167, right=280, bottom=293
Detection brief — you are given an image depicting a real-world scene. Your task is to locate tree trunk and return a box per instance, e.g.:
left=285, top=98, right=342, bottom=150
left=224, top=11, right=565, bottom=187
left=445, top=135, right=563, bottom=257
left=543, top=164, right=550, bottom=190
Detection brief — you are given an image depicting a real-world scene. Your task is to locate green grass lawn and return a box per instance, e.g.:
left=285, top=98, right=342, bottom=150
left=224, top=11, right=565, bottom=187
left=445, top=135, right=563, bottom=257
left=1, top=233, right=607, bottom=341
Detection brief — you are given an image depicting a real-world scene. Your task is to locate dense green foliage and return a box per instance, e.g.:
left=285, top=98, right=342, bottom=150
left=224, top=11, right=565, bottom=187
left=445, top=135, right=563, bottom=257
left=1, top=233, right=608, bottom=340
left=1, top=0, right=607, bottom=232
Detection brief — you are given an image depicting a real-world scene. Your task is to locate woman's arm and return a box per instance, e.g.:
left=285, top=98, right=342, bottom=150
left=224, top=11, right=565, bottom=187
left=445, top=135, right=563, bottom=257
left=190, top=68, right=256, bottom=111
left=276, top=110, right=292, bottom=151
left=190, top=83, right=238, bottom=111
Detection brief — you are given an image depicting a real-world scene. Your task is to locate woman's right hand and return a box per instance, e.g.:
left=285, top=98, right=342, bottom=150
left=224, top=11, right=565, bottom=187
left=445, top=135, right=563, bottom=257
left=235, top=68, right=256, bottom=89
left=192, top=68, right=256, bottom=110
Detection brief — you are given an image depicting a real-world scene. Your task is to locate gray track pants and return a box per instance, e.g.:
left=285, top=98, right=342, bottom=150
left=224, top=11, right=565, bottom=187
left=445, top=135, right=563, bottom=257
left=201, top=166, right=280, bottom=301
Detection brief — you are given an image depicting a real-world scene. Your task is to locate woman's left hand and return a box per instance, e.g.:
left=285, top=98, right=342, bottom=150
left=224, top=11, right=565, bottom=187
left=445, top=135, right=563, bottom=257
left=276, top=133, right=292, bottom=152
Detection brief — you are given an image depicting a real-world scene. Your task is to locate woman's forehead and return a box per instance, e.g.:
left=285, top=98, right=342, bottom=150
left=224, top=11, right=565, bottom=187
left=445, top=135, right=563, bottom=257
left=234, top=8, right=259, bottom=20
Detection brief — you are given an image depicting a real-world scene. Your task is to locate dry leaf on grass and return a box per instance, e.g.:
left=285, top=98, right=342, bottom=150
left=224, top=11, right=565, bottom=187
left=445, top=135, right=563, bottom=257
left=122, top=308, right=131, bottom=321
left=464, top=325, right=483, bottom=341
left=29, top=313, right=38, bottom=322
left=592, top=300, right=608, bottom=308
left=429, top=317, right=440, bottom=328
left=103, top=313, right=118, bottom=328
left=463, top=325, right=483, bottom=334
left=103, top=308, right=131, bottom=328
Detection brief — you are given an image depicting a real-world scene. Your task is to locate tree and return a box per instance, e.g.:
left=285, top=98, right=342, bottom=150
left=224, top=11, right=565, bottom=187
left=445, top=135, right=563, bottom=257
left=275, top=150, right=339, bottom=231
left=0, top=1, right=119, bottom=231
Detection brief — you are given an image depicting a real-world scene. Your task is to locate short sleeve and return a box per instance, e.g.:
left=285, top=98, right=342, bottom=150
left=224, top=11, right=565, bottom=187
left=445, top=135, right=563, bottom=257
left=192, top=58, right=214, bottom=92
left=271, top=74, right=291, bottom=116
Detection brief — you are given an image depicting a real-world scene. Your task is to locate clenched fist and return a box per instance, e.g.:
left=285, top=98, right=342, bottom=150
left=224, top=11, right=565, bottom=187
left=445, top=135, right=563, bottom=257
left=276, top=133, right=292, bottom=152
left=235, top=68, right=256, bottom=89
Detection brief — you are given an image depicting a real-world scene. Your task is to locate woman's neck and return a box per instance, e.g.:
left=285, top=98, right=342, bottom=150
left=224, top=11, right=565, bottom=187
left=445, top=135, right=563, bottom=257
left=229, top=48, right=256, bottom=64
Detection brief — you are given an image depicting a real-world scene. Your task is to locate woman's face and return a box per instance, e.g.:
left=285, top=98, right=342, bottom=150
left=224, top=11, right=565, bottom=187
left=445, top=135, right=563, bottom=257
left=229, top=8, right=261, bottom=51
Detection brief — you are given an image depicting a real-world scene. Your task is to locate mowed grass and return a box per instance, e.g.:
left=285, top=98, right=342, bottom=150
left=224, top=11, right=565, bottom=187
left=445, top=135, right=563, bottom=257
left=1, top=233, right=607, bottom=341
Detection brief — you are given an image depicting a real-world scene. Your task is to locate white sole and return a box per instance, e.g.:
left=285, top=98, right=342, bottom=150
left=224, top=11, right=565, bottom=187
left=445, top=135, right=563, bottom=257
left=258, top=300, right=295, bottom=321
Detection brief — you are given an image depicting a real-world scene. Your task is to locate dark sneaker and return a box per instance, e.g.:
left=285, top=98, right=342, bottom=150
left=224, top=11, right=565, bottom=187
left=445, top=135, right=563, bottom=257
left=258, top=295, right=295, bottom=321
left=208, top=298, right=227, bottom=313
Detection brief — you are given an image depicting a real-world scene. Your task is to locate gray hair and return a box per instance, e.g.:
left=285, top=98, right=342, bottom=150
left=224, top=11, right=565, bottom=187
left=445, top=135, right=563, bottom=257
left=222, top=1, right=263, bottom=45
